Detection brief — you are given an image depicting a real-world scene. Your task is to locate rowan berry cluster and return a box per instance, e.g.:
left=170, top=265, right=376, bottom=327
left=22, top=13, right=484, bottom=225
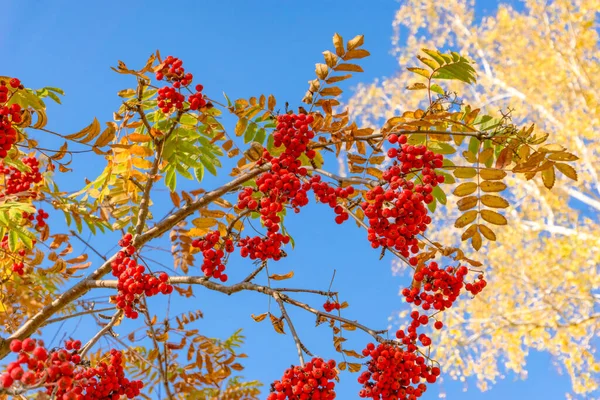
left=323, top=300, right=341, bottom=312
left=110, top=233, right=173, bottom=319
left=0, top=79, right=22, bottom=158
left=358, top=342, right=438, bottom=400
left=155, top=56, right=206, bottom=114
left=235, top=113, right=356, bottom=264
left=2, top=338, right=142, bottom=399
left=1, top=156, right=43, bottom=197
left=362, top=134, right=443, bottom=262
left=191, top=230, right=234, bottom=282
left=267, top=357, right=337, bottom=400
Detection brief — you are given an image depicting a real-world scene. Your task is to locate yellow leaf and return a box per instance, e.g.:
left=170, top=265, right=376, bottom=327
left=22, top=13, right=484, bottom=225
left=407, top=83, right=427, bottom=90
left=320, top=87, right=343, bottom=97
left=478, top=224, right=496, bottom=241
left=269, top=271, right=294, bottom=281
left=453, top=182, right=478, bottom=197
left=348, top=363, right=362, bottom=373
left=344, top=49, right=370, bottom=59
left=366, top=168, right=383, bottom=179
left=65, top=117, right=101, bottom=141
left=235, top=118, right=248, bottom=136
left=94, top=122, right=117, bottom=147
left=547, top=152, right=579, bottom=162
left=346, top=35, right=364, bottom=51
left=480, top=181, right=507, bottom=192
left=471, top=230, right=482, bottom=250
left=480, top=168, right=507, bottom=180
left=555, top=163, right=577, bottom=181
left=51, top=141, right=68, bottom=161
left=480, top=209, right=507, bottom=225
left=270, top=314, right=285, bottom=334
left=539, top=143, right=565, bottom=153
left=480, top=195, right=509, bottom=208
left=32, top=108, right=48, bottom=129
left=315, top=63, right=329, bottom=80
left=350, top=165, right=364, bottom=173
left=251, top=313, right=268, bottom=322
left=128, top=133, right=151, bottom=143
left=453, top=168, right=477, bottom=178
left=188, top=227, right=209, bottom=237
left=457, top=195, right=478, bottom=211
left=268, top=94, right=276, bottom=111
left=132, top=157, right=153, bottom=169
left=541, top=165, right=555, bottom=189
left=199, top=209, right=226, bottom=218
left=334, top=63, right=364, bottom=72
left=192, top=218, right=218, bottom=229
left=333, top=33, right=345, bottom=57
left=455, top=210, right=478, bottom=228
left=323, top=51, right=339, bottom=68
left=338, top=362, right=347, bottom=371
left=368, top=156, right=385, bottom=165
left=461, top=224, right=478, bottom=240
left=129, top=145, right=153, bottom=157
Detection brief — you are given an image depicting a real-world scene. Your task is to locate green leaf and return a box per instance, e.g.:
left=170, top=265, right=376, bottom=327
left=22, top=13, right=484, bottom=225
left=468, top=137, right=480, bottom=155
left=180, top=114, right=197, bottom=127
left=165, top=167, right=177, bottom=192
left=199, top=154, right=217, bottom=176
left=430, top=84, right=445, bottom=95
left=427, top=197, right=437, bottom=213
left=244, top=123, right=257, bottom=144
left=407, top=67, right=430, bottom=79
left=194, top=165, right=205, bottom=182
left=254, top=128, right=267, bottom=145
left=427, top=142, right=456, bottom=155
left=432, top=185, right=447, bottom=205
left=47, top=91, right=62, bottom=104
left=8, top=230, right=18, bottom=252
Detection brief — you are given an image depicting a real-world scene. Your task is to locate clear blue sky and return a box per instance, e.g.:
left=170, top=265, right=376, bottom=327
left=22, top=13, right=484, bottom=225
left=3, top=1, right=580, bottom=399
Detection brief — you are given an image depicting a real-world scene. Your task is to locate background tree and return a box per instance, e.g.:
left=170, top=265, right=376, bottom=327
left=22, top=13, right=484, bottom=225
left=0, top=30, right=578, bottom=400
left=348, top=0, right=600, bottom=397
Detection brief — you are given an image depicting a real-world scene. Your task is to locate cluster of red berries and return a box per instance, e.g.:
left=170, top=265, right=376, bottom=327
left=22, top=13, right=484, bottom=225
left=155, top=56, right=206, bottom=114
left=0, top=80, right=22, bottom=158
left=22, top=209, right=49, bottom=230
left=308, top=175, right=354, bottom=224
left=2, top=338, right=142, bottom=399
left=362, top=134, right=443, bottom=262
left=273, top=113, right=316, bottom=160
left=110, top=233, right=173, bottom=319
left=191, top=230, right=233, bottom=282
left=358, top=342, right=439, bottom=399
left=268, top=357, right=337, bottom=400
left=323, top=300, right=341, bottom=312
left=0, top=156, right=44, bottom=197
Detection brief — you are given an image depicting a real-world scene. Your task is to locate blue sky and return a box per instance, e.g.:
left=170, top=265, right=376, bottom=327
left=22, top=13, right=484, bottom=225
left=2, top=1, right=580, bottom=399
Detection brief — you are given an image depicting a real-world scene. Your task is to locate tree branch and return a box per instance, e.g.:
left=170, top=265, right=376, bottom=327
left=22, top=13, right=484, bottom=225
left=0, top=164, right=271, bottom=360
left=80, top=310, right=123, bottom=358
left=273, top=292, right=308, bottom=366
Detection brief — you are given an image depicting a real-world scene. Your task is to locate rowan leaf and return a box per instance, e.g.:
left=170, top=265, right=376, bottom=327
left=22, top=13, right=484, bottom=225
left=346, top=34, right=364, bottom=51
left=333, top=33, right=345, bottom=56
left=269, top=271, right=294, bottom=281
left=453, top=168, right=477, bottom=178
left=480, top=168, right=507, bottom=180
left=457, top=196, right=478, bottom=211
left=269, top=314, right=285, bottom=334
left=471, top=230, right=483, bottom=250
left=94, top=122, right=117, bottom=147
left=453, top=182, right=477, bottom=197
left=541, top=165, right=555, bottom=189
left=480, top=181, right=507, bottom=192
left=555, top=163, right=577, bottom=181
left=251, top=313, right=268, bottom=323
left=480, top=195, right=509, bottom=208
left=478, top=224, right=496, bottom=241
left=334, top=63, right=364, bottom=73
left=480, top=209, right=507, bottom=225
left=455, top=210, right=478, bottom=228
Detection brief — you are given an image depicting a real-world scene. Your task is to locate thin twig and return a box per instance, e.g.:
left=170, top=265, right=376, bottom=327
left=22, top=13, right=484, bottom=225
left=273, top=292, right=309, bottom=366
left=43, top=306, right=116, bottom=327
left=80, top=310, right=123, bottom=358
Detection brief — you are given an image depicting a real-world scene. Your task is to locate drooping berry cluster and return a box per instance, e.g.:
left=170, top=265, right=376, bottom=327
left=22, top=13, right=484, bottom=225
left=0, top=79, right=22, bottom=158
left=356, top=262, right=486, bottom=399
left=110, top=233, right=173, bottom=319
left=362, top=134, right=443, bottom=262
left=191, top=230, right=234, bottom=282
left=2, top=338, right=142, bottom=399
left=155, top=56, right=206, bottom=114
left=358, top=342, right=438, bottom=399
left=323, top=300, right=341, bottom=312
left=0, top=156, right=43, bottom=197
left=268, top=357, right=338, bottom=400
left=234, top=113, right=357, bottom=265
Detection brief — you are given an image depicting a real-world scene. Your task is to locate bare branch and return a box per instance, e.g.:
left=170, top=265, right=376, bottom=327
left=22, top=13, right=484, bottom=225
left=273, top=292, right=308, bottom=366
left=80, top=310, right=123, bottom=358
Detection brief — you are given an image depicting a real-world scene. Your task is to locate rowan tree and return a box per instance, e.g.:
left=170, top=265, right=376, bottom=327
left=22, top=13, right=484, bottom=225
left=0, top=31, right=579, bottom=399
left=347, top=0, right=600, bottom=398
